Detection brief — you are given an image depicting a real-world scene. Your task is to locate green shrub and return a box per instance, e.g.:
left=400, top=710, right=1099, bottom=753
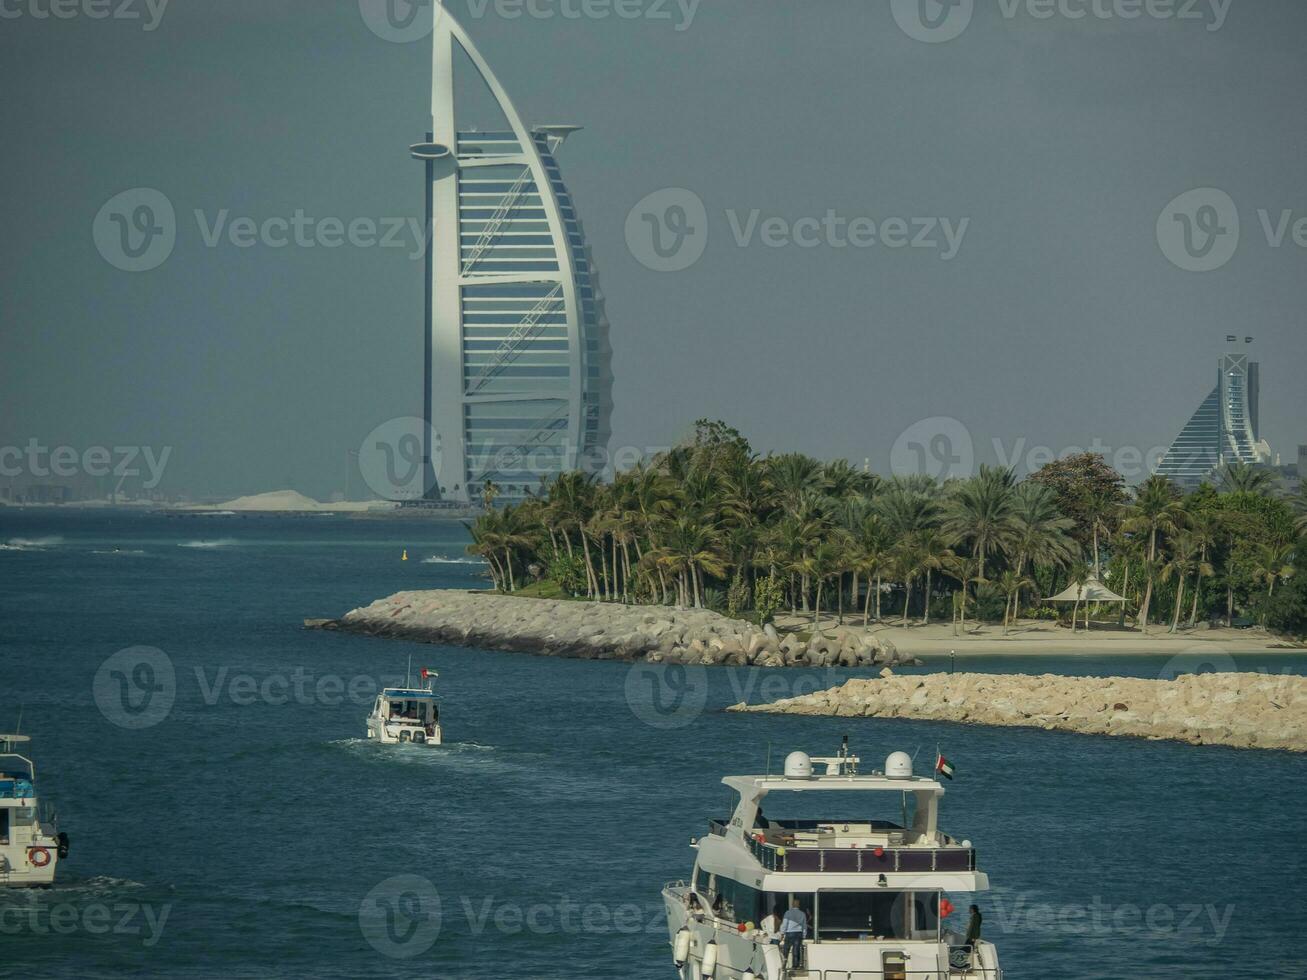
left=726, top=573, right=752, bottom=618
left=1255, top=575, right=1307, bottom=636
left=754, top=573, right=785, bottom=625
left=547, top=549, right=589, bottom=597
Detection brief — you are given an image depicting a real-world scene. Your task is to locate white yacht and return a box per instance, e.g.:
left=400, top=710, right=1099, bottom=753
left=664, top=740, right=1001, bottom=979
left=365, top=669, right=443, bottom=746
left=1, top=735, right=68, bottom=888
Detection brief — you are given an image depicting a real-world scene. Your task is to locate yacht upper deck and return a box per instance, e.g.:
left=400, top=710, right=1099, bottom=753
left=703, top=747, right=981, bottom=880
left=0, top=736, right=36, bottom=803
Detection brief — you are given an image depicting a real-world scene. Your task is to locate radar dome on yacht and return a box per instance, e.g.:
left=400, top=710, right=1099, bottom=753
left=783, top=751, right=813, bottom=779
left=885, top=751, right=913, bottom=779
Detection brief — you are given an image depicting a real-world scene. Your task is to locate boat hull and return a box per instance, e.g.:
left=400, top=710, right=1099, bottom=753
left=366, top=719, right=443, bottom=746
left=0, top=845, right=60, bottom=888
left=662, top=885, right=1001, bottom=980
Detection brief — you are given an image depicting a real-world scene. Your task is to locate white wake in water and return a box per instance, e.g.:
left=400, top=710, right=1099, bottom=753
left=178, top=538, right=238, bottom=549
left=421, top=556, right=486, bottom=565
left=1, top=536, right=64, bottom=551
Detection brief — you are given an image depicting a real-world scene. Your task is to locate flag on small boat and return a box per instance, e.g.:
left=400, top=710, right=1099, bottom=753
left=935, top=752, right=955, bottom=780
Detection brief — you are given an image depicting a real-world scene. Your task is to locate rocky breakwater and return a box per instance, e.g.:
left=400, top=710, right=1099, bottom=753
left=314, top=590, right=913, bottom=668
left=728, top=670, right=1307, bottom=752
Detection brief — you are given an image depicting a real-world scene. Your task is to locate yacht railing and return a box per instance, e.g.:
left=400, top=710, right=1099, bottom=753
left=741, top=832, right=976, bottom=875
left=673, top=963, right=1001, bottom=980
left=792, top=971, right=1001, bottom=980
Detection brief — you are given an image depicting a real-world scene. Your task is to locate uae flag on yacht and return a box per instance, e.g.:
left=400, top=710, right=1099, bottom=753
left=935, top=752, right=955, bottom=780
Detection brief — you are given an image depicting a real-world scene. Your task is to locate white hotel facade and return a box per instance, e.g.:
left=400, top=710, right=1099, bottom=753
left=414, top=6, right=612, bottom=503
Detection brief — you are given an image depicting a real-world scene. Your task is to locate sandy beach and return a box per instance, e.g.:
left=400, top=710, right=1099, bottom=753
left=770, top=614, right=1302, bottom=657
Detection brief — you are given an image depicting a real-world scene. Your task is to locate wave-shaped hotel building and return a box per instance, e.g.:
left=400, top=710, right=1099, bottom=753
left=414, top=6, right=612, bottom=503
left=1154, top=344, right=1272, bottom=488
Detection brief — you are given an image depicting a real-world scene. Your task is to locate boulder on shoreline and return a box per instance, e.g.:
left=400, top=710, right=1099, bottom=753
left=727, top=670, right=1307, bottom=753
left=313, top=590, right=915, bottom=669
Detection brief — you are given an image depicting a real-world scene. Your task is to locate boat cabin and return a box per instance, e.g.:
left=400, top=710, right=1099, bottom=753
left=374, top=688, right=440, bottom=727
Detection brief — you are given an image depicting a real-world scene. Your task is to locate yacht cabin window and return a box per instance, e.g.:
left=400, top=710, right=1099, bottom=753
left=815, top=891, right=942, bottom=942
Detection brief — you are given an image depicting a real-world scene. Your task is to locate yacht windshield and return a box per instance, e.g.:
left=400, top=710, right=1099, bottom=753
left=756, top=790, right=917, bottom=830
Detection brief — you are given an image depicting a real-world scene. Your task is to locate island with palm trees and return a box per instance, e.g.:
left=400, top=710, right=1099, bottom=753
left=324, top=419, right=1305, bottom=659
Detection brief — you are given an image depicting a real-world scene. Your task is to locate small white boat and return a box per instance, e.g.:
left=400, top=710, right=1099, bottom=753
left=664, top=739, right=1002, bottom=979
left=1, top=735, right=68, bottom=888
left=366, top=668, right=443, bottom=746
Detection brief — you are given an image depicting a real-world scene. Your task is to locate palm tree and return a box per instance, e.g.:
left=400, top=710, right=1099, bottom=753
left=452, top=419, right=1118, bottom=633
left=1249, top=541, right=1295, bottom=626
left=465, top=512, right=504, bottom=590
left=811, top=536, right=850, bottom=626
left=995, top=569, right=1035, bottom=634
left=944, top=554, right=983, bottom=635
left=1184, top=510, right=1219, bottom=628
left=1009, top=483, right=1078, bottom=623
left=850, top=513, right=893, bottom=625
left=765, top=453, right=825, bottom=517
left=1066, top=564, right=1091, bottom=633
left=1290, top=484, right=1307, bottom=535
left=914, top=529, right=955, bottom=627
left=944, top=466, right=1019, bottom=582
left=1161, top=533, right=1211, bottom=634
left=1121, top=476, right=1186, bottom=631
left=663, top=517, right=727, bottom=608
left=1217, top=462, right=1279, bottom=497
left=894, top=538, right=928, bottom=627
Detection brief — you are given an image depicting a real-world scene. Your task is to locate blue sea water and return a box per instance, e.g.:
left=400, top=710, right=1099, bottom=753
left=1, top=509, right=1304, bottom=979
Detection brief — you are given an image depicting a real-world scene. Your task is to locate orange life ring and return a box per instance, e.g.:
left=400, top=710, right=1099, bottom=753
left=28, top=847, right=52, bottom=868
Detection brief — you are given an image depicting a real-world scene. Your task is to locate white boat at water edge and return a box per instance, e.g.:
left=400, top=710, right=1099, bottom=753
left=366, top=667, right=443, bottom=746
left=1, top=735, right=69, bottom=888
left=664, top=739, right=1002, bottom=979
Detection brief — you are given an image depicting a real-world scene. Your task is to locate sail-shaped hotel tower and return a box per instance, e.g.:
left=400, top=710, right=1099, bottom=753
left=413, top=5, right=612, bottom=503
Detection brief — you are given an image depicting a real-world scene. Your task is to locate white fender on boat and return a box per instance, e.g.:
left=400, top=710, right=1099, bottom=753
left=700, top=941, right=718, bottom=978
left=761, top=943, right=784, bottom=980
left=673, top=927, right=691, bottom=967
left=742, top=970, right=756, bottom=980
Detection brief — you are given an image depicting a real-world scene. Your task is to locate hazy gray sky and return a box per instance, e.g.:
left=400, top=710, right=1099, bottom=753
left=2, top=0, right=1304, bottom=498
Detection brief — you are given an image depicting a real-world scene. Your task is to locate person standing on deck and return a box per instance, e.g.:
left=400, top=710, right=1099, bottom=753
left=760, top=904, right=782, bottom=943
left=780, top=898, right=807, bottom=969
